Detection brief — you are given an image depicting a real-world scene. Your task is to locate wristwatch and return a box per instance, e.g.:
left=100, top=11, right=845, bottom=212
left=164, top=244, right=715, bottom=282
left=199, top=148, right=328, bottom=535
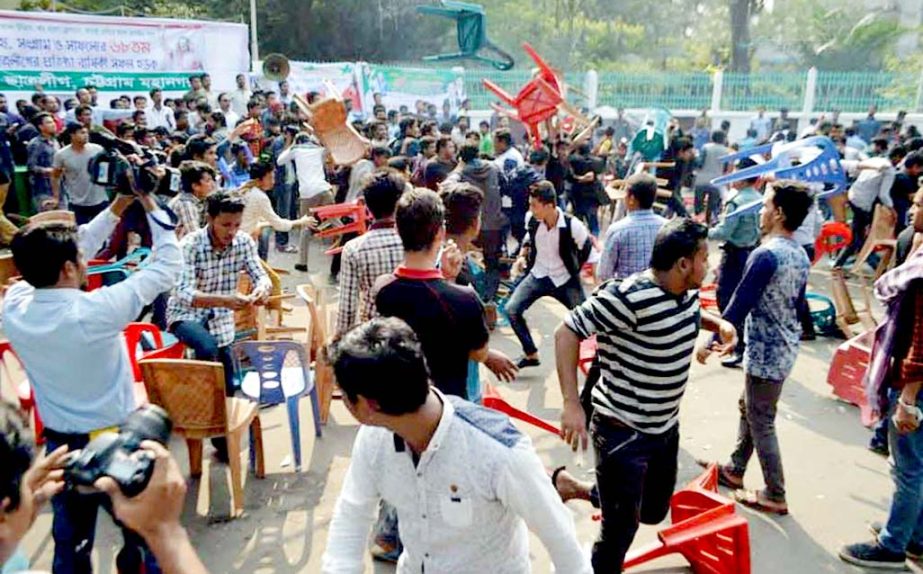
left=898, top=398, right=923, bottom=423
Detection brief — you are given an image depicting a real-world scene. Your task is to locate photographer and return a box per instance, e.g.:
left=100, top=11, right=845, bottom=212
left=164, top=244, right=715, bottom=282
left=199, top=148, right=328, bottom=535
left=0, top=402, right=208, bottom=574
left=2, top=184, right=183, bottom=572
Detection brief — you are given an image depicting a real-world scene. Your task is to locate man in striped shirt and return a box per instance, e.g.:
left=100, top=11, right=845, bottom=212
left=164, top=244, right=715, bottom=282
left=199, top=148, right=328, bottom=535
left=554, top=218, right=737, bottom=573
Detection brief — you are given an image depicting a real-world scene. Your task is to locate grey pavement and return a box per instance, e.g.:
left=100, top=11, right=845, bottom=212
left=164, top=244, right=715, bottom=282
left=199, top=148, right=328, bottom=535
left=13, top=236, right=904, bottom=573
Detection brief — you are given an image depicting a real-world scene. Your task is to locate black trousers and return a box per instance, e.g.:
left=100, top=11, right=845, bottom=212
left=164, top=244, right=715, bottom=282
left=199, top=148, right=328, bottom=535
left=590, top=413, right=679, bottom=573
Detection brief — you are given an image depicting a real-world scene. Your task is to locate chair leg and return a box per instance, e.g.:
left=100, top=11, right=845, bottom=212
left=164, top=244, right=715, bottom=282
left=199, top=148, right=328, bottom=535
left=315, top=359, right=335, bottom=425
left=308, top=387, right=323, bottom=438
left=186, top=439, right=203, bottom=478
left=227, top=432, right=245, bottom=517
left=249, top=417, right=265, bottom=479
left=285, top=397, right=303, bottom=471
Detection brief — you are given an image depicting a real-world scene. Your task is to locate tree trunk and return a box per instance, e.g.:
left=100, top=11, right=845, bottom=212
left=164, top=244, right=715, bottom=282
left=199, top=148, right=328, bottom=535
left=729, top=0, right=751, bottom=73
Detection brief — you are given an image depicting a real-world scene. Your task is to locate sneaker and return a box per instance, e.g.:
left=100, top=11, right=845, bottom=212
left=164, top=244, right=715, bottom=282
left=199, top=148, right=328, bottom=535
left=720, top=353, right=743, bottom=369
left=839, top=541, right=908, bottom=570
left=516, top=356, right=541, bottom=369
left=294, top=264, right=308, bottom=272
left=869, top=522, right=923, bottom=559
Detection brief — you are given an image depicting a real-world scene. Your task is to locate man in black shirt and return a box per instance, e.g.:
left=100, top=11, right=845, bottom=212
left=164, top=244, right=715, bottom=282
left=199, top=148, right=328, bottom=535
left=375, top=187, right=514, bottom=399
left=567, top=142, right=605, bottom=236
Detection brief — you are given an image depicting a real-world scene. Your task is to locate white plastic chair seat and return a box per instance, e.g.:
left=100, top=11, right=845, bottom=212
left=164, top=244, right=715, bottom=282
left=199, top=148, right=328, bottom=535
left=240, top=367, right=311, bottom=402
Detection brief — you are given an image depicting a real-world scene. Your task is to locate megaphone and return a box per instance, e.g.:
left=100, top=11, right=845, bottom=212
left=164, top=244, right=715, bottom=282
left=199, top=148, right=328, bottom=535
left=262, top=53, right=290, bottom=82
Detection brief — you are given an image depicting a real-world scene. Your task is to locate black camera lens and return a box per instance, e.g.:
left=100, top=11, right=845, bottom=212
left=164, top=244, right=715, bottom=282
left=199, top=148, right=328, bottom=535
left=120, top=404, right=172, bottom=448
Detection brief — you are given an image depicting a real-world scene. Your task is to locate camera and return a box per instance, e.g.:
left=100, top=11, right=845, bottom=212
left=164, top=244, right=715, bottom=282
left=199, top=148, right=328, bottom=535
left=64, top=404, right=173, bottom=497
left=87, top=131, right=180, bottom=197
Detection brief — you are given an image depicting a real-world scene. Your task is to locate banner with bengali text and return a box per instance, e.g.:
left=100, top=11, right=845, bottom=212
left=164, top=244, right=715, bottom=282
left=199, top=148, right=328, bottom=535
left=0, top=10, right=248, bottom=100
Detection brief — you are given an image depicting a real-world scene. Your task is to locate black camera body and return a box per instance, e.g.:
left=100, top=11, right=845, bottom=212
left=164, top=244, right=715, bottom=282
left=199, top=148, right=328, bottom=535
left=87, top=131, right=180, bottom=197
left=64, top=405, right=173, bottom=498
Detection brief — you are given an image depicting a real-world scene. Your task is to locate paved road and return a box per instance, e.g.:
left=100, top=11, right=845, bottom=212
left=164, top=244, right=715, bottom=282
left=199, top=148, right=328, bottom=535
left=14, top=240, right=901, bottom=573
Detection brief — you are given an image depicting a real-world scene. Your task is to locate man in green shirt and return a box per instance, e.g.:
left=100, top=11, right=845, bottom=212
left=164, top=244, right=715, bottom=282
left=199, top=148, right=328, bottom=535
left=478, top=120, right=494, bottom=156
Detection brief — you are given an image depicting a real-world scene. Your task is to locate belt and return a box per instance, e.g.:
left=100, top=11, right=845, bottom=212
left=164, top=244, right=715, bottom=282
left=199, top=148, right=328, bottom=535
left=592, top=411, right=631, bottom=429
left=722, top=243, right=757, bottom=252
left=44, top=425, right=119, bottom=444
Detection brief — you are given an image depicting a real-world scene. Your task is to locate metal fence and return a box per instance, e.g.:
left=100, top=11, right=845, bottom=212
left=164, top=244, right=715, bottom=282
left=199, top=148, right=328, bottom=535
left=460, top=68, right=921, bottom=113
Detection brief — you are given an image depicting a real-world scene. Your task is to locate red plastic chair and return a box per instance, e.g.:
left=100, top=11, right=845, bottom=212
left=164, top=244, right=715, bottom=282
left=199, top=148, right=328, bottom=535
left=814, top=221, right=852, bottom=265
left=700, top=283, right=719, bottom=313
left=124, top=322, right=187, bottom=384
left=827, top=329, right=873, bottom=410
left=624, top=503, right=751, bottom=574
left=482, top=383, right=561, bottom=435
left=0, top=340, right=44, bottom=444
left=310, top=201, right=372, bottom=255
left=669, top=463, right=729, bottom=524
left=578, top=336, right=597, bottom=376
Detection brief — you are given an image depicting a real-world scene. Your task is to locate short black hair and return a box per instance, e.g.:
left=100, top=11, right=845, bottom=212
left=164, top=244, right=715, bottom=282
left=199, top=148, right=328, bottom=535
left=458, top=142, right=479, bottom=163
left=626, top=173, right=657, bottom=209
left=327, top=317, right=430, bottom=415
left=0, top=402, right=34, bottom=513
left=710, top=130, right=726, bottom=144
left=872, top=137, right=889, bottom=150
left=435, top=135, right=454, bottom=154
left=650, top=218, right=708, bottom=271
left=116, top=122, right=135, bottom=138
left=31, top=111, right=52, bottom=128
left=419, top=135, right=437, bottom=152
left=248, top=159, right=274, bottom=181
left=362, top=170, right=407, bottom=219
left=674, top=137, right=694, bottom=153
left=396, top=187, right=444, bottom=252
left=371, top=145, right=392, bottom=161
left=206, top=191, right=245, bottom=218
left=64, top=122, right=87, bottom=138
left=149, top=88, right=162, bottom=98
left=442, top=183, right=483, bottom=235
left=398, top=116, right=417, bottom=137
left=769, top=179, right=813, bottom=232
left=528, top=180, right=557, bottom=205
left=388, top=156, right=411, bottom=173
left=529, top=147, right=549, bottom=166
left=494, top=128, right=512, bottom=147
left=11, top=222, right=79, bottom=288
left=889, top=145, right=908, bottom=162
left=905, top=150, right=923, bottom=170
left=179, top=160, right=216, bottom=194
left=186, top=135, right=216, bottom=160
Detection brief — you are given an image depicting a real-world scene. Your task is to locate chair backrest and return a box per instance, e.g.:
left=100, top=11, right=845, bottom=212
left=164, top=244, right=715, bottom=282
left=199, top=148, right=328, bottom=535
left=296, top=284, right=328, bottom=361
left=29, top=210, right=75, bottom=225
left=124, top=323, right=164, bottom=382
left=0, top=340, right=23, bottom=404
left=139, top=359, right=228, bottom=437
left=234, top=341, right=309, bottom=404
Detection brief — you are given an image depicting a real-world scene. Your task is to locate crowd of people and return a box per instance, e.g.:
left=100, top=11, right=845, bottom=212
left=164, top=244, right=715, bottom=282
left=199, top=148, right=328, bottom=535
left=1, top=68, right=923, bottom=574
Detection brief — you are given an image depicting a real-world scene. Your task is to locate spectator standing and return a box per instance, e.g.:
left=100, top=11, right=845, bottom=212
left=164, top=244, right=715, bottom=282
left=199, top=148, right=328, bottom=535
left=51, top=124, right=107, bottom=224
left=26, top=112, right=60, bottom=213
left=857, top=104, right=883, bottom=144
left=145, top=88, right=175, bottom=132
left=749, top=106, right=773, bottom=142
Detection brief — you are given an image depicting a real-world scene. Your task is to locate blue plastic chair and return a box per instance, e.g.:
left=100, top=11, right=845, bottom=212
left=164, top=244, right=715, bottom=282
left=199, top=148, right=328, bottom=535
left=233, top=341, right=322, bottom=471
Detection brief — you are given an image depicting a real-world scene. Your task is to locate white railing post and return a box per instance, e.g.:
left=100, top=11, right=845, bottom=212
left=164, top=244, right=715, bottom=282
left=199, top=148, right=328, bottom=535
left=710, top=69, right=723, bottom=113
left=800, top=67, right=818, bottom=133
left=585, top=69, right=599, bottom=112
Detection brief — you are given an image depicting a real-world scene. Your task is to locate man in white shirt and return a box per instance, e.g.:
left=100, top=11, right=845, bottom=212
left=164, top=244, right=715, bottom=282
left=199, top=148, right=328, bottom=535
left=229, top=73, right=252, bottom=117
left=145, top=88, right=175, bottom=132
left=3, top=189, right=183, bottom=572
left=65, top=87, right=133, bottom=127
left=216, top=92, right=240, bottom=129
left=278, top=80, right=292, bottom=106
left=749, top=106, right=773, bottom=143
left=493, top=128, right=524, bottom=173
left=322, top=317, right=591, bottom=574
left=507, top=182, right=590, bottom=368
left=235, top=160, right=313, bottom=260
left=277, top=133, right=334, bottom=271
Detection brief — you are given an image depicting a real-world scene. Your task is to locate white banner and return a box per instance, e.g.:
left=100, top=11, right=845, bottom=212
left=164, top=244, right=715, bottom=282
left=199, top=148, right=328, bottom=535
left=0, top=10, right=248, bottom=101
left=252, top=60, right=364, bottom=113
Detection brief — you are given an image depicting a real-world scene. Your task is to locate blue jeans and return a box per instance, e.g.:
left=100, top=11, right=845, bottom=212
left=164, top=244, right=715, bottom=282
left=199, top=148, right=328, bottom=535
left=273, top=182, right=295, bottom=246
left=170, top=319, right=236, bottom=395
left=879, top=397, right=923, bottom=555
left=45, top=433, right=160, bottom=574
left=506, top=274, right=585, bottom=355
left=257, top=226, right=272, bottom=261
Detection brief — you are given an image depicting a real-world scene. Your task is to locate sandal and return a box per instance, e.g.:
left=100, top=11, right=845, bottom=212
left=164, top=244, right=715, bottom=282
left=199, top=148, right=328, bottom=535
left=695, top=459, right=744, bottom=489
left=733, top=489, right=789, bottom=515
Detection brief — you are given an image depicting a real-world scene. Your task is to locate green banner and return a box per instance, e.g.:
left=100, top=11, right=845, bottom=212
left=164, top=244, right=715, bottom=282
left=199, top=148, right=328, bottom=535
left=0, top=70, right=191, bottom=93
